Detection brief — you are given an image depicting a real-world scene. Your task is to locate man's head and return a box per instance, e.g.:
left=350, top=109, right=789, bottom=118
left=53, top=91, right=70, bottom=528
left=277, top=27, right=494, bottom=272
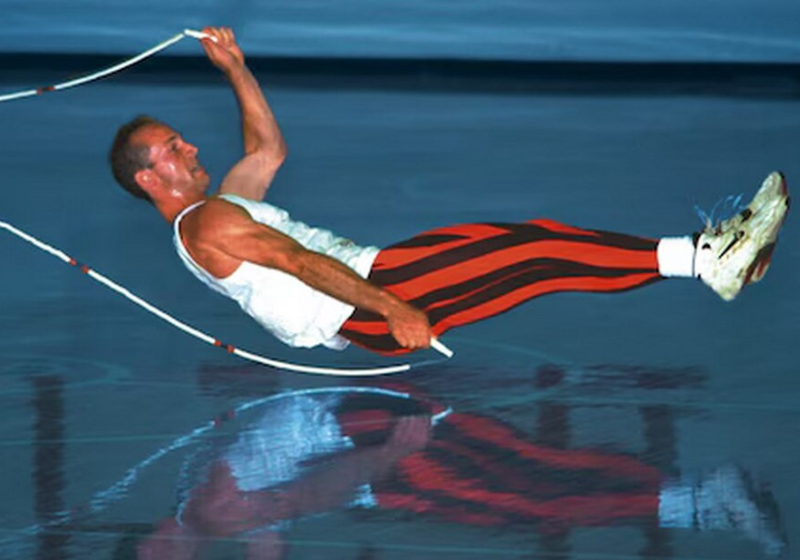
left=109, top=115, right=209, bottom=206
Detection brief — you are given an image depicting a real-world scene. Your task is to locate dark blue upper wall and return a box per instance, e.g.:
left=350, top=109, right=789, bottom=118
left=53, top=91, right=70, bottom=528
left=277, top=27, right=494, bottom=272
left=3, top=0, right=800, bottom=62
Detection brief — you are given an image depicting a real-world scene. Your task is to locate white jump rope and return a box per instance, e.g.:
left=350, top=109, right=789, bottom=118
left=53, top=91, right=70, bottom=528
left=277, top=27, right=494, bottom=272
left=0, top=29, right=454, bottom=376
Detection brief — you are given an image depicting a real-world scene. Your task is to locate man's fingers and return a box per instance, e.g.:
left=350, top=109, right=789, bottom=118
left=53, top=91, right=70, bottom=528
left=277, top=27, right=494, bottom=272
left=201, top=26, right=218, bottom=40
left=387, top=305, right=432, bottom=351
left=397, top=331, right=432, bottom=350
left=200, top=26, right=233, bottom=48
left=223, top=27, right=235, bottom=45
left=416, top=327, right=433, bottom=349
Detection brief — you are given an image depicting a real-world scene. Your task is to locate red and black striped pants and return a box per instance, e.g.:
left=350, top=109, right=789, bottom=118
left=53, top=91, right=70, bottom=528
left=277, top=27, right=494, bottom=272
left=339, top=219, right=663, bottom=355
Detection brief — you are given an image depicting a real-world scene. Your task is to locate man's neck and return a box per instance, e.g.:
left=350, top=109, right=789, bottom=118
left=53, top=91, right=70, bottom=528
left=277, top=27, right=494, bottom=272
left=157, top=193, right=207, bottom=223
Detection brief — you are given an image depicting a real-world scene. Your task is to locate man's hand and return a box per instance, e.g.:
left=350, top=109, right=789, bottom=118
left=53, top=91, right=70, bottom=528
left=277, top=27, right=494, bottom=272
left=384, top=301, right=433, bottom=351
left=199, top=26, right=245, bottom=75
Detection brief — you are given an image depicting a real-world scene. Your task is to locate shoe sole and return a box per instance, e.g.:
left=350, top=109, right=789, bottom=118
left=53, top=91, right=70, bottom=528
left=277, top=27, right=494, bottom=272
left=741, top=172, right=790, bottom=286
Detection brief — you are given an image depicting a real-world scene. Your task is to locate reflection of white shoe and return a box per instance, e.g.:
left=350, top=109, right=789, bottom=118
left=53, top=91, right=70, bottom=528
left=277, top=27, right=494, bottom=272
left=695, top=171, right=790, bottom=301
left=694, top=465, right=788, bottom=556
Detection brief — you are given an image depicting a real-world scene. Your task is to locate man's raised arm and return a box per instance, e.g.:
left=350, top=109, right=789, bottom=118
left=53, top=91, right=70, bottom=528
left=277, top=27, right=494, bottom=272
left=199, top=26, right=287, bottom=201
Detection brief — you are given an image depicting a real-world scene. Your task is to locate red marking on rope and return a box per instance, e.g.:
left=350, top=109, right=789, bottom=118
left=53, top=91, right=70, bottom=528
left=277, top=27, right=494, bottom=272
left=69, top=259, right=77, bottom=266
left=36, top=86, right=56, bottom=94
left=80, top=265, right=90, bottom=274
left=212, top=340, right=235, bottom=353
left=212, top=340, right=235, bottom=352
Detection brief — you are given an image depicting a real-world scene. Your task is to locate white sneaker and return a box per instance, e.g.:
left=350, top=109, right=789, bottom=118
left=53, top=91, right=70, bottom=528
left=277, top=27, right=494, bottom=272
left=694, top=171, right=790, bottom=301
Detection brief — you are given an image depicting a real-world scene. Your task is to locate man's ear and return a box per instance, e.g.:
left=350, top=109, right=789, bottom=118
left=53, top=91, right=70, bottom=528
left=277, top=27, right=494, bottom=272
left=134, top=168, right=158, bottom=196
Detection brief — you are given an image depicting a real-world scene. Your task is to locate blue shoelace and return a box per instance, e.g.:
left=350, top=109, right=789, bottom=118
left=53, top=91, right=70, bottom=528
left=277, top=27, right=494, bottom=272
left=694, top=194, right=746, bottom=230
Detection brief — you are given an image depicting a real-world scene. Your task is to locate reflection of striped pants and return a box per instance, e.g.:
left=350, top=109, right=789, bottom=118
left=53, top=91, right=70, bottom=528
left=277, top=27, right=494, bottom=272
left=337, top=388, right=664, bottom=526
left=339, top=220, right=663, bottom=355
left=378, top=412, right=663, bottom=527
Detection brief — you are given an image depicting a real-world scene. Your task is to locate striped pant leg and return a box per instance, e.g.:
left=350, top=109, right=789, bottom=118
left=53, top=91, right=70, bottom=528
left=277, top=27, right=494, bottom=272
left=374, top=412, right=663, bottom=526
left=339, top=220, right=663, bottom=355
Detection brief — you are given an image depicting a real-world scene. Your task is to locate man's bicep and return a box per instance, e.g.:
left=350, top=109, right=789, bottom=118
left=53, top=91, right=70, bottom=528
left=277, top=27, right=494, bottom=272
left=218, top=152, right=281, bottom=201
left=198, top=203, right=305, bottom=273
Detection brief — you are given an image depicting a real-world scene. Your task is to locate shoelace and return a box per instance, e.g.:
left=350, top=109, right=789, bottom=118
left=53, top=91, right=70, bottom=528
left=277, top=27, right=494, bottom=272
left=694, top=194, right=746, bottom=231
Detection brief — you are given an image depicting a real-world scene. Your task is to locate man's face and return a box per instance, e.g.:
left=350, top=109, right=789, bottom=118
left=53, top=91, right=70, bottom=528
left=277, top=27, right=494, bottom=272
left=134, top=123, right=210, bottom=195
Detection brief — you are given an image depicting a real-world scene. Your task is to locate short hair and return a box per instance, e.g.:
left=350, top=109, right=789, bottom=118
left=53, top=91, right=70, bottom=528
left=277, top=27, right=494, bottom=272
left=108, top=115, right=163, bottom=203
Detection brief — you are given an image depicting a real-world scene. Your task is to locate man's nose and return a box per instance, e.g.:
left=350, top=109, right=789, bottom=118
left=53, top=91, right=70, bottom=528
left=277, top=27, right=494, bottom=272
left=182, top=141, right=198, bottom=156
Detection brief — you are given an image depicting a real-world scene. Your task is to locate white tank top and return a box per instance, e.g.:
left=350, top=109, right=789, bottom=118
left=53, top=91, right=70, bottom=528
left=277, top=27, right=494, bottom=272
left=172, top=194, right=380, bottom=350
left=175, top=391, right=385, bottom=529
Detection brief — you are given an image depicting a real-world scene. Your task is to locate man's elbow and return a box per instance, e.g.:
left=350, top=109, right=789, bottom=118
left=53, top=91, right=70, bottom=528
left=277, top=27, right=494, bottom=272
left=255, top=141, right=287, bottom=174
left=272, top=139, right=288, bottom=169
left=244, top=145, right=286, bottom=180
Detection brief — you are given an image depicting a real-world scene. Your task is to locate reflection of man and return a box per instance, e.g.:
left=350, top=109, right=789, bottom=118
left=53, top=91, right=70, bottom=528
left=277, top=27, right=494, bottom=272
left=136, top=390, right=433, bottom=560
left=109, top=26, right=790, bottom=355
left=131, top=386, right=786, bottom=559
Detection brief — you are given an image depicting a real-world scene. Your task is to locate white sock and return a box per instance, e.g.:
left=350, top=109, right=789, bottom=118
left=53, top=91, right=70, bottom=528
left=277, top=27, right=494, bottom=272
left=657, top=236, right=696, bottom=278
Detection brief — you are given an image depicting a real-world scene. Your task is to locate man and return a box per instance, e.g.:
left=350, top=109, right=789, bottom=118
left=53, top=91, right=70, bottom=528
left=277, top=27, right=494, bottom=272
left=109, top=27, right=790, bottom=356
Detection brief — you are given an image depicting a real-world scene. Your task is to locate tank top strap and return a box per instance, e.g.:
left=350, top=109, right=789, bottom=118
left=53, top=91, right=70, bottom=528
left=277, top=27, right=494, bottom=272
left=172, top=200, right=214, bottom=281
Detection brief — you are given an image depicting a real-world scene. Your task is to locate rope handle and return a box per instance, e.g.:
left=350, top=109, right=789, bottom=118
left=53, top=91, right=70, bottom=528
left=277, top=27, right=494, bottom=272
left=431, top=338, right=454, bottom=358
left=182, top=28, right=218, bottom=42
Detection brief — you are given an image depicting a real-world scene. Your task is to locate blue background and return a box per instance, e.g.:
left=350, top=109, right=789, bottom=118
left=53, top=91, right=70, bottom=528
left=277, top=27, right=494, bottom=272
left=1, top=0, right=799, bottom=62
